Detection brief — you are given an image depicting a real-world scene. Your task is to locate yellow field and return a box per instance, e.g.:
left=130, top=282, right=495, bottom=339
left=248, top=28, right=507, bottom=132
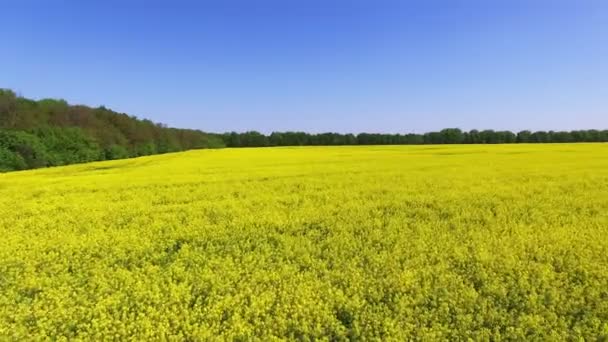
left=1, top=144, right=607, bottom=340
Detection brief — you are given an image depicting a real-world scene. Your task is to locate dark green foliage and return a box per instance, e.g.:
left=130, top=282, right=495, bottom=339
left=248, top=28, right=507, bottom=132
left=0, top=146, right=26, bottom=171
left=221, top=129, right=608, bottom=147
left=439, top=128, right=465, bottom=144
left=0, top=88, right=224, bottom=172
left=134, top=141, right=158, bottom=157
left=232, top=131, right=269, bottom=147
left=0, top=130, right=50, bottom=169
left=104, top=145, right=130, bottom=160
left=0, top=89, right=19, bottom=128
left=517, top=130, right=532, bottom=143
left=31, top=127, right=101, bottom=166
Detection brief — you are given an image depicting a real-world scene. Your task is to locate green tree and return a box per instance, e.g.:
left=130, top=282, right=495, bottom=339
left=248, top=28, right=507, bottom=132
left=440, top=128, right=464, bottom=144
left=104, top=145, right=130, bottom=160
left=32, top=127, right=102, bottom=165
left=0, top=130, right=50, bottom=168
left=0, top=146, right=27, bottom=171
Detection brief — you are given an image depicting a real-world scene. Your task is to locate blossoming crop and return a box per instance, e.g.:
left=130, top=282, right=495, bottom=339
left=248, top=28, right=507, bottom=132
left=1, top=144, right=607, bottom=340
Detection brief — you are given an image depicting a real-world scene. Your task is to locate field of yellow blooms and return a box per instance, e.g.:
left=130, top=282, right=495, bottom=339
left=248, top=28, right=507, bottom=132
left=1, top=144, right=607, bottom=340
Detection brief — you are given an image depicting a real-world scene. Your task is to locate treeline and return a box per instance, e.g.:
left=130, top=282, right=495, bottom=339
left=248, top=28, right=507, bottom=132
left=0, top=89, right=224, bottom=172
left=221, top=128, right=608, bottom=147
left=2, top=88, right=608, bottom=172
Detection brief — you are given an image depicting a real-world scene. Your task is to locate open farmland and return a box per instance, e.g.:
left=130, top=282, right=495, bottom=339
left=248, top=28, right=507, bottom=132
left=1, top=144, right=607, bottom=340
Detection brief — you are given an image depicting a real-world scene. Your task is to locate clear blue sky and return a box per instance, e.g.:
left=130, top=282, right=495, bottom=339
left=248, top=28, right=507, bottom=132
left=2, top=0, right=607, bottom=133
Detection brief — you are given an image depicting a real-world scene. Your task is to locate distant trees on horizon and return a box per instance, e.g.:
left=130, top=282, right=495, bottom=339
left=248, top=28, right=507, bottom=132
left=221, top=128, right=608, bottom=147
left=1, top=88, right=607, bottom=172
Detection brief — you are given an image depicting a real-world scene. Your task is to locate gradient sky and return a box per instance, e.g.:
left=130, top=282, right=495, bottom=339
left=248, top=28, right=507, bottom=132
left=2, top=0, right=607, bottom=133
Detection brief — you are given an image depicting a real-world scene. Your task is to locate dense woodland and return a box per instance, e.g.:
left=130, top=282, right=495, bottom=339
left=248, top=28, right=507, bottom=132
left=0, top=89, right=224, bottom=172
left=1, top=89, right=607, bottom=172
left=221, top=128, right=608, bottom=147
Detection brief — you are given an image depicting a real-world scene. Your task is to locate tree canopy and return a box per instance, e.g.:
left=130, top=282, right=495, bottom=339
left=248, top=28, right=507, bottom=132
left=0, top=89, right=224, bottom=171
left=221, top=128, right=608, bottom=148
left=1, top=88, right=607, bottom=172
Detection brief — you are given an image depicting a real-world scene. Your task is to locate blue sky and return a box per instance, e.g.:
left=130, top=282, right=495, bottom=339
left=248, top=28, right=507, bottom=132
left=2, top=0, right=607, bottom=133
